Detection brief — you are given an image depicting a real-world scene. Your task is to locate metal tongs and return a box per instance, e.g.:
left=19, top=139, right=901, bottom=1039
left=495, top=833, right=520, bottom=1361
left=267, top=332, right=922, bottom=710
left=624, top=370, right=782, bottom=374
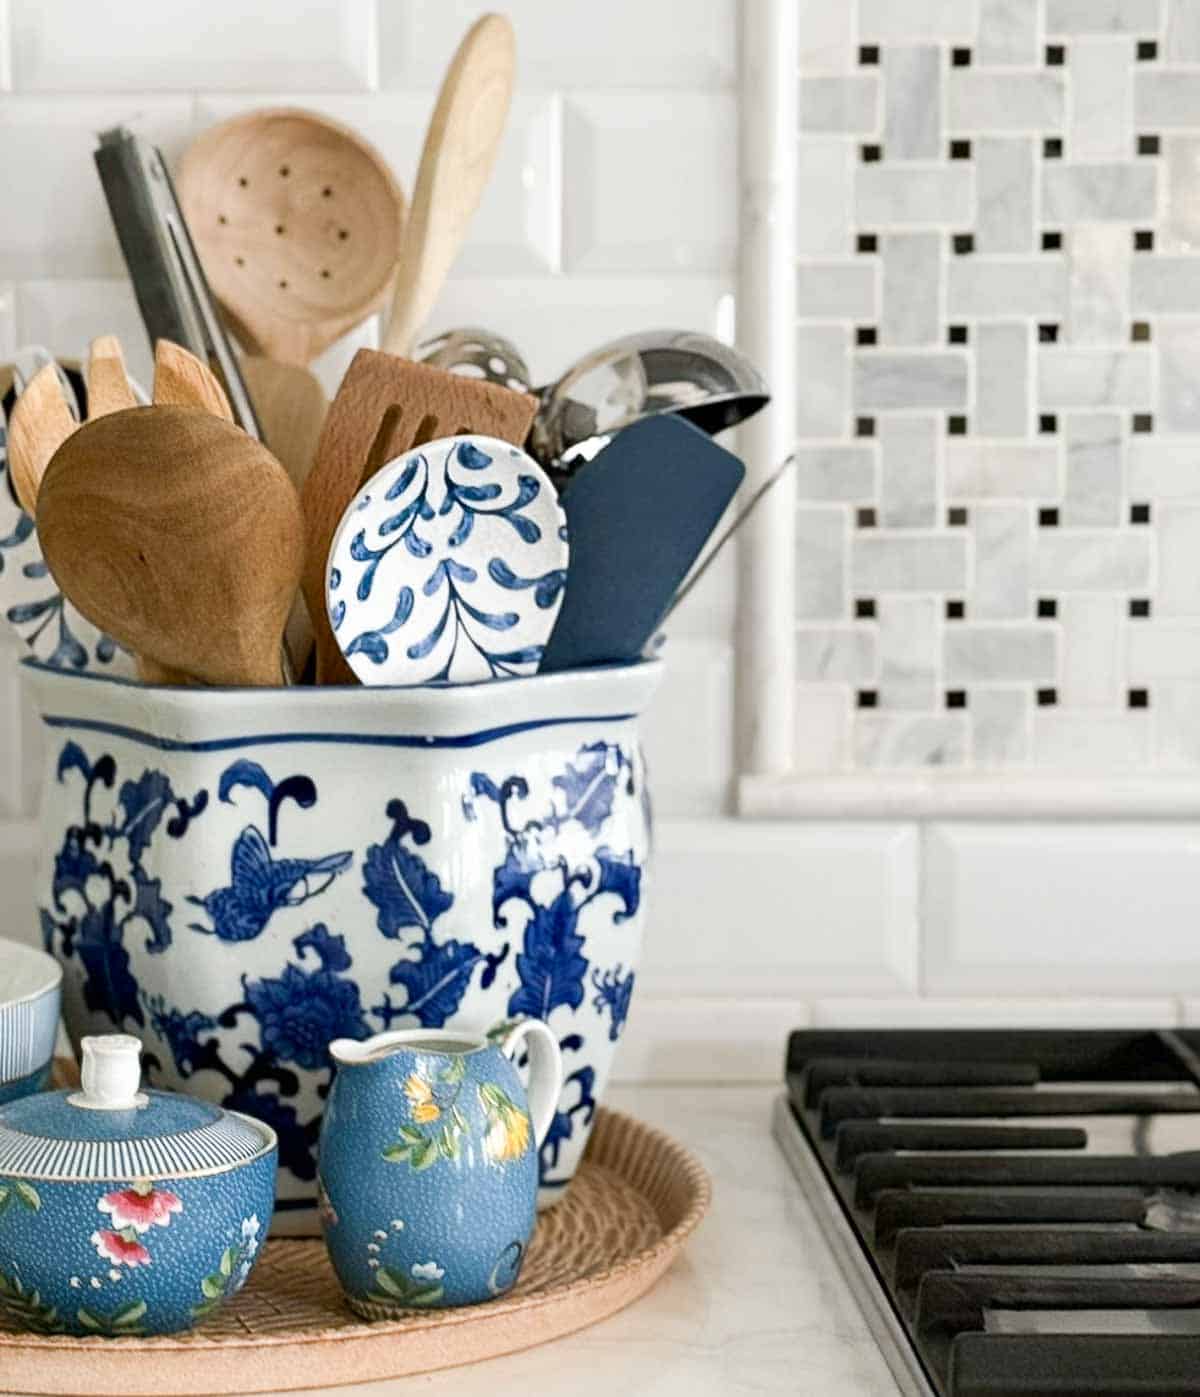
left=93, top=126, right=260, bottom=437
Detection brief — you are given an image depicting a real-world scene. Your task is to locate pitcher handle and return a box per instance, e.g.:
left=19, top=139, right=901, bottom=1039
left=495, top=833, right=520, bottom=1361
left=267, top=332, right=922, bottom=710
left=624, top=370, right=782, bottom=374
left=500, top=1020, right=563, bottom=1150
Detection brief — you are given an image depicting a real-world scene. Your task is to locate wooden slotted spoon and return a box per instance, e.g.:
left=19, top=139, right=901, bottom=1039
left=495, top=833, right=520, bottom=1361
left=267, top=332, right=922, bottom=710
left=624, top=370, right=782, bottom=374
left=38, top=406, right=303, bottom=687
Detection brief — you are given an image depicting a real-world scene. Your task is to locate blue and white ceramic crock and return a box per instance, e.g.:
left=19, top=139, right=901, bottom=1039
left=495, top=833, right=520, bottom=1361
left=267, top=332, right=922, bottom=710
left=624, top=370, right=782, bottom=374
left=319, top=1021, right=562, bottom=1314
left=0, top=1034, right=276, bottom=1336
left=0, top=939, right=61, bottom=1104
left=23, top=658, right=660, bottom=1231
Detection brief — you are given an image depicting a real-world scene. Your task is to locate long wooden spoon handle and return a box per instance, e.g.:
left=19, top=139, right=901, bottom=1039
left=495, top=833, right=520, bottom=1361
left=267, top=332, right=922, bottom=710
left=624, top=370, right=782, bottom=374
left=7, top=363, right=76, bottom=514
left=86, top=336, right=138, bottom=417
left=381, top=14, right=515, bottom=356
left=153, top=340, right=234, bottom=421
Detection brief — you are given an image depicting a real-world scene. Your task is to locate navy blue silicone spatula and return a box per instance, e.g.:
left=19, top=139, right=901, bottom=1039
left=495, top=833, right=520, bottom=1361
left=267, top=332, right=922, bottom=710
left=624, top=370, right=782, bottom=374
left=538, top=413, right=745, bottom=672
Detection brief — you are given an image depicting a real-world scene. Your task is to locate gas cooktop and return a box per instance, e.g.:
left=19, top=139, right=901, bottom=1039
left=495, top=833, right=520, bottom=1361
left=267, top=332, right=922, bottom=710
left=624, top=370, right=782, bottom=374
left=774, top=1029, right=1200, bottom=1397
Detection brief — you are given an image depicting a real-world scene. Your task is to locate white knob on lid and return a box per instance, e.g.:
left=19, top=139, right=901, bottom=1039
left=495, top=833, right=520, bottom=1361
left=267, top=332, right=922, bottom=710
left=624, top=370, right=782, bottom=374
left=69, top=1034, right=148, bottom=1111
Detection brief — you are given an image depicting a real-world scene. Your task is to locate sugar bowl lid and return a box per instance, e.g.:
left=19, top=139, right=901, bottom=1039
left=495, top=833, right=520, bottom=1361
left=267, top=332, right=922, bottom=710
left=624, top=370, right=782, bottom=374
left=0, top=1035, right=275, bottom=1181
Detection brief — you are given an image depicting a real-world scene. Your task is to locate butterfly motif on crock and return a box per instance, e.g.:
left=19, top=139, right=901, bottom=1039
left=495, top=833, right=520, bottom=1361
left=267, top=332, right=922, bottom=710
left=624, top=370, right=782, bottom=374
left=364, top=798, right=509, bottom=1031
left=40, top=743, right=208, bottom=1029
left=330, top=438, right=567, bottom=683
left=463, top=741, right=641, bottom=1188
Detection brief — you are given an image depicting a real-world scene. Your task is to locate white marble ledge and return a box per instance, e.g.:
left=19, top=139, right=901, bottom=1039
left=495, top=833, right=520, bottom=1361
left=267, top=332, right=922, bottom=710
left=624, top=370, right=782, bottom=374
left=740, top=771, right=1200, bottom=819
left=84, top=1087, right=894, bottom=1397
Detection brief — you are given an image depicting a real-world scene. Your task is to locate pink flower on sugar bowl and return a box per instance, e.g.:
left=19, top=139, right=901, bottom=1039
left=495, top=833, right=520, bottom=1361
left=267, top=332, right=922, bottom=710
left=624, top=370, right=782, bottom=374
left=98, top=1183, right=183, bottom=1234
left=91, top=1228, right=152, bottom=1268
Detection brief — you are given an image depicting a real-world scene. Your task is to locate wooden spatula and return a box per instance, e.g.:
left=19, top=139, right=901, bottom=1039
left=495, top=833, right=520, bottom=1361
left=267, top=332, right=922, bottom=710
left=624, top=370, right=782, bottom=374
left=381, top=15, right=516, bottom=355
left=300, top=347, right=538, bottom=683
left=6, top=363, right=77, bottom=514
left=153, top=340, right=234, bottom=420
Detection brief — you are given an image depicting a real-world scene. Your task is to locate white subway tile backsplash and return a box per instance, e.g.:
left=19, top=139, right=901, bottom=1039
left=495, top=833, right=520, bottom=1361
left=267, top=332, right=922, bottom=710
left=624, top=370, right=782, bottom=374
left=563, top=94, right=735, bottom=274
left=856, top=166, right=974, bottom=226
left=1154, top=501, right=1200, bottom=614
left=798, top=138, right=855, bottom=255
left=945, top=443, right=1061, bottom=499
left=882, top=47, right=941, bottom=160
left=1155, top=321, right=1200, bottom=433
left=976, top=138, right=1035, bottom=254
left=799, top=76, right=879, bottom=135
left=641, top=641, right=733, bottom=816
left=793, top=445, right=878, bottom=502
left=1046, top=0, right=1162, bottom=32
left=853, top=533, right=970, bottom=592
left=1162, top=136, right=1200, bottom=252
left=975, top=323, right=1030, bottom=435
left=1129, top=622, right=1200, bottom=679
left=948, top=258, right=1069, bottom=317
left=879, top=415, right=938, bottom=526
left=971, top=503, right=1033, bottom=618
left=796, top=262, right=877, bottom=320
left=1035, top=530, right=1153, bottom=589
left=1067, top=225, right=1129, bottom=344
left=16, top=278, right=156, bottom=387
left=978, top=0, right=1041, bottom=65
left=796, top=323, right=850, bottom=437
left=854, top=352, right=968, bottom=411
left=612, top=998, right=813, bottom=1084
left=1037, top=348, right=1153, bottom=409
left=970, top=686, right=1031, bottom=763
left=1042, top=163, right=1157, bottom=223
left=1069, top=40, right=1134, bottom=161
left=1058, top=595, right=1122, bottom=704
left=948, top=72, right=1066, bottom=132
left=881, top=234, right=941, bottom=345
left=1128, top=438, right=1200, bottom=499
left=1131, top=256, right=1200, bottom=313
left=944, top=625, right=1056, bottom=683
left=640, top=821, right=920, bottom=996
left=11, top=0, right=376, bottom=91
left=796, top=507, right=848, bottom=620
left=878, top=596, right=938, bottom=708
left=1136, top=70, right=1200, bottom=129
left=925, top=822, right=1200, bottom=995
left=1063, top=412, right=1123, bottom=525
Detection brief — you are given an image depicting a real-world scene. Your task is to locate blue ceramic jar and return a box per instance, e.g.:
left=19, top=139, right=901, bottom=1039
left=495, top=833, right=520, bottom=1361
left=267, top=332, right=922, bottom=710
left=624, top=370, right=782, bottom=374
left=0, top=1035, right=276, bottom=1336
left=319, top=1022, right=562, bottom=1314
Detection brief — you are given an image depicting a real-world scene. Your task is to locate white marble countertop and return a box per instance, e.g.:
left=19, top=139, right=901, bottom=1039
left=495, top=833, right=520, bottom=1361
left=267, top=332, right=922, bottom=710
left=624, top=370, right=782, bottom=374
left=292, top=1085, right=899, bottom=1397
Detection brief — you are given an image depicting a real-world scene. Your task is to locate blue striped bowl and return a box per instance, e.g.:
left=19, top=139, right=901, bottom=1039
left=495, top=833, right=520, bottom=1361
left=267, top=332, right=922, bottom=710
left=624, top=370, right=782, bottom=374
left=0, top=940, right=61, bottom=1104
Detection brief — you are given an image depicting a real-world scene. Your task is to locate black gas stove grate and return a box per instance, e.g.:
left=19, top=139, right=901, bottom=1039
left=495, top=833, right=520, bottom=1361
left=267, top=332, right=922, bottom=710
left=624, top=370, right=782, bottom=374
left=778, top=1029, right=1200, bottom=1397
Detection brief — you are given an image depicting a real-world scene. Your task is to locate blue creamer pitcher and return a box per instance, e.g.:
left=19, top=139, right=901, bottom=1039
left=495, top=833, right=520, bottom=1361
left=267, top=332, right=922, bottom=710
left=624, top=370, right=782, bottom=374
left=319, top=1022, right=562, bottom=1313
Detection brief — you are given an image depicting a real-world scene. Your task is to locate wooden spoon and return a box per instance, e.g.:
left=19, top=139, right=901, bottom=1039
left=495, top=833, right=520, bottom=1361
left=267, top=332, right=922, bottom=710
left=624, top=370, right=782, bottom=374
left=38, top=406, right=303, bottom=687
left=6, top=363, right=76, bottom=514
left=153, top=339, right=234, bottom=420
left=382, top=14, right=516, bottom=356
left=177, top=108, right=405, bottom=367
left=86, top=336, right=138, bottom=418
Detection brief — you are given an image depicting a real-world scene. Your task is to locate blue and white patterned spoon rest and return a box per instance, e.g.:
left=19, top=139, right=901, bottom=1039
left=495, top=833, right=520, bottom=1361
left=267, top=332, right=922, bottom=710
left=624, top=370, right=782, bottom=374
left=326, top=434, right=569, bottom=686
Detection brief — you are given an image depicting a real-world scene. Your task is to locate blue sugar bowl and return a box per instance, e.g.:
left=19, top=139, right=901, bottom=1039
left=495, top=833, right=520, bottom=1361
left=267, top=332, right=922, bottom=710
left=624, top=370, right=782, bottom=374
left=319, top=1022, right=562, bottom=1315
left=0, top=1034, right=276, bottom=1336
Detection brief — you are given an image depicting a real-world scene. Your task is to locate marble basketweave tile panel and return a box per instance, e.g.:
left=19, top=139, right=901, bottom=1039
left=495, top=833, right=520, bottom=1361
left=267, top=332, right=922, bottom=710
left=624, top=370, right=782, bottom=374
left=793, top=0, right=1200, bottom=772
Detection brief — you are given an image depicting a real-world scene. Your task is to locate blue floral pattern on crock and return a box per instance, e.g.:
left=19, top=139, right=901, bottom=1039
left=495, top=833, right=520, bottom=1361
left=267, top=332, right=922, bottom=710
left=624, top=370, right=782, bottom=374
left=463, top=741, right=641, bottom=1188
left=331, top=438, right=567, bottom=683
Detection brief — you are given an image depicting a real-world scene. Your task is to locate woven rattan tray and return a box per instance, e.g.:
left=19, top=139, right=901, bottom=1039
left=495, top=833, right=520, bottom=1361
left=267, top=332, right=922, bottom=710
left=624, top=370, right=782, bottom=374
left=0, top=1107, right=710, bottom=1395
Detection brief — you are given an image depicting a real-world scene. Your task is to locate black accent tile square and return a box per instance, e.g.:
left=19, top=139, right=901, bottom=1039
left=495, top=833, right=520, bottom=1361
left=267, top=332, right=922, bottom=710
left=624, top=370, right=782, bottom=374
left=1039, top=414, right=1058, bottom=435
left=856, top=325, right=878, bottom=346
left=1130, top=598, right=1151, bottom=618
left=947, top=416, right=968, bottom=437
left=952, top=232, right=975, bottom=255
left=1041, top=230, right=1063, bottom=251
left=952, top=46, right=972, bottom=67
left=1129, top=687, right=1150, bottom=708
left=861, top=143, right=883, bottom=163
left=947, top=505, right=969, bottom=525
left=856, top=506, right=877, bottom=528
left=1039, top=506, right=1060, bottom=526
left=1038, top=323, right=1059, bottom=343
left=1043, top=136, right=1063, bottom=158
left=946, top=599, right=965, bottom=620
left=859, top=44, right=879, bottom=65
left=949, top=138, right=971, bottom=160
left=1135, top=228, right=1154, bottom=251
left=855, top=597, right=877, bottom=619
left=1037, top=687, right=1058, bottom=707
left=855, top=416, right=876, bottom=438
left=1131, top=321, right=1152, bottom=343
left=856, top=232, right=878, bottom=254
left=857, top=689, right=878, bottom=709
left=1138, top=39, right=1158, bottom=60
left=948, top=323, right=969, bottom=345
left=1133, top=412, right=1153, bottom=433
left=1037, top=597, right=1057, bottom=619
left=946, top=689, right=967, bottom=709
left=1130, top=501, right=1151, bottom=524
left=1046, top=44, right=1066, bottom=65
left=1138, top=133, right=1161, bottom=155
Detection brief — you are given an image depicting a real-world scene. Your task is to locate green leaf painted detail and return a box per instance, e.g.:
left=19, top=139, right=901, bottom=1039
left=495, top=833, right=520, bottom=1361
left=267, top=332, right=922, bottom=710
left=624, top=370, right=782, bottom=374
left=76, top=1299, right=147, bottom=1336
left=13, top=1181, right=40, bottom=1212
left=370, top=1264, right=443, bottom=1307
left=0, top=1269, right=62, bottom=1333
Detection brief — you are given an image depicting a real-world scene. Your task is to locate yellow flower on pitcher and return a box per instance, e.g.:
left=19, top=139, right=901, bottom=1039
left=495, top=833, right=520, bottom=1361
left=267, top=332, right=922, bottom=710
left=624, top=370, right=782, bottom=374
left=479, top=1084, right=530, bottom=1163
left=404, top=1073, right=441, bottom=1124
